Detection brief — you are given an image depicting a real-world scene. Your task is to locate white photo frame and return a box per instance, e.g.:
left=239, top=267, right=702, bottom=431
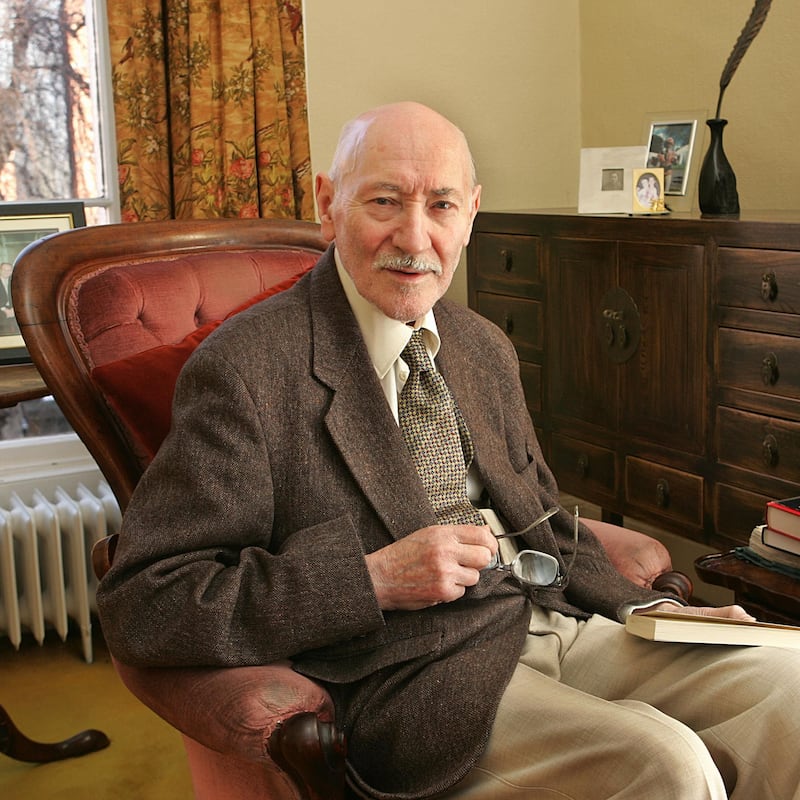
left=578, top=146, right=648, bottom=215
left=642, top=110, right=708, bottom=212
left=645, top=119, right=698, bottom=196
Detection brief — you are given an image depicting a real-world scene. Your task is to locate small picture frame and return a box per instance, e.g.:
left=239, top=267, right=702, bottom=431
left=645, top=119, right=698, bottom=196
left=632, top=168, right=666, bottom=214
left=0, top=201, right=86, bottom=365
left=578, top=146, right=649, bottom=215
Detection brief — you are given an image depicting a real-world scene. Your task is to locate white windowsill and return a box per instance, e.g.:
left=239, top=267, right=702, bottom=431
left=0, top=433, right=102, bottom=505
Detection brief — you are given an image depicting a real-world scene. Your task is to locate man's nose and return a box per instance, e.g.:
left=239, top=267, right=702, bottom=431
left=391, top=205, right=431, bottom=254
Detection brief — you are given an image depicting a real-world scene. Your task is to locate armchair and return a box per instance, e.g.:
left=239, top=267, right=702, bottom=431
left=12, top=218, right=690, bottom=800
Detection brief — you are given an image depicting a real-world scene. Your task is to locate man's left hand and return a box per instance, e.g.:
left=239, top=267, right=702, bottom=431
left=636, top=602, right=757, bottom=622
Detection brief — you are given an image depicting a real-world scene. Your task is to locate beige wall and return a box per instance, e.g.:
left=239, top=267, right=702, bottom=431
left=303, top=1, right=582, bottom=304
left=580, top=0, right=799, bottom=213
left=303, top=1, right=799, bottom=303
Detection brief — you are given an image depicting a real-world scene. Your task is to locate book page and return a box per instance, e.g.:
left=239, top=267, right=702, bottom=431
left=638, top=611, right=800, bottom=632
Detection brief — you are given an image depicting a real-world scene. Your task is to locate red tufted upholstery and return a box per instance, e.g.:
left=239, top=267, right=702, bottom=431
left=71, top=250, right=318, bottom=369
left=12, top=218, right=330, bottom=509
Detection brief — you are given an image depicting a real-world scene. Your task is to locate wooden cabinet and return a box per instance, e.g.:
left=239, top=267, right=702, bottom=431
left=467, top=211, right=800, bottom=551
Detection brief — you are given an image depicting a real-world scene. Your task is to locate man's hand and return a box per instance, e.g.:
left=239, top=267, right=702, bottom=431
left=365, top=525, right=498, bottom=611
left=637, top=601, right=757, bottom=622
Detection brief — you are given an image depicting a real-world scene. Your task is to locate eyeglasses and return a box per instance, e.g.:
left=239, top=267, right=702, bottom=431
left=489, top=505, right=579, bottom=588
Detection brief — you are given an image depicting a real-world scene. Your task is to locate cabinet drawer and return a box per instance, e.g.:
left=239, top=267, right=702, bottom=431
left=717, top=248, right=800, bottom=313
left=718, top=328, right=800, bottom=400
left=716, top=406, right=800, bottom=484
left=476, top=293, right=543, bottom=362
left=550, top=434, right=617, bottom=503
left=714, top=483, right=771, bottom=546
left=625, top=457, right=703, bottom=527
left=472, top=233, right=541, bottom=296
left=519, top=362, right=542, bottom=413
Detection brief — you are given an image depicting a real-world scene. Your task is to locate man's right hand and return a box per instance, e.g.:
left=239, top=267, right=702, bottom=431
left=365, top=525, right=498, bottom=611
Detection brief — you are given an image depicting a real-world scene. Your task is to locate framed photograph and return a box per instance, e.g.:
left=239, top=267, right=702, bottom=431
left=0, top=201, right=86, bottom=365
left=578, top=146, right=649, bottom=215
left=632, top=168, right=667, bottom=214
left=645, top=119, right=698, bottom=196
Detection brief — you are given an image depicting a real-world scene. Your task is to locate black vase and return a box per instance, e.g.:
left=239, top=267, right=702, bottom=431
left=698, top=118, right=740, bottom=217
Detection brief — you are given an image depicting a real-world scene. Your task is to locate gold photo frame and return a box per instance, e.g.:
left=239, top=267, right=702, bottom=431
left=632, top=168, right=667, bottom=214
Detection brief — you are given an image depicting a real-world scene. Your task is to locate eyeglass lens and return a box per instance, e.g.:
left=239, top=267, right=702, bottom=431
left=509, top=551, right=561, bottom=585
left=498, top=505, right=579, bottom=588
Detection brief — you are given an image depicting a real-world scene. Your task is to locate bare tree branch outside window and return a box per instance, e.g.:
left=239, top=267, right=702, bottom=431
left=0, top=0, right=103, bottom=202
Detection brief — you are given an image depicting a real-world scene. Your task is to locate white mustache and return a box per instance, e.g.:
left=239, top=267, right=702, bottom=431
left=374, top=254, right=442, bottom=276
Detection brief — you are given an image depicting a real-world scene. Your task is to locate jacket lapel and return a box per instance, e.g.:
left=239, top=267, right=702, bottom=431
left=309, top=256, right=436, bottom=540
left=434, top=303, right=544, bottom=534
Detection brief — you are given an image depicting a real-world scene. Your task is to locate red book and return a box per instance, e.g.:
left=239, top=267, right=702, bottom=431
left=765, top=497, right=800, bottom=542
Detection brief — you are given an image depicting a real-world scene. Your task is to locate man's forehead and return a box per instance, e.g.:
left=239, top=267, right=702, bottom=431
left=366, top=180, right=464, bottom=198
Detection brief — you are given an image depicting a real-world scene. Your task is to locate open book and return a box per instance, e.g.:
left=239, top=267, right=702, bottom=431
left=625, top=610, right=800, bottom=649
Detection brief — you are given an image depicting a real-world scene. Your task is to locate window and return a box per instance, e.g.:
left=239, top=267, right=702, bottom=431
left=0, top=0, right=117, bottom=220
left=0, top=0, right=118, bottom=443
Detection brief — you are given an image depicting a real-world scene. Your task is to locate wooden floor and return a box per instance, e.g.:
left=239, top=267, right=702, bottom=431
left=0, top=624, right=193, bottom=799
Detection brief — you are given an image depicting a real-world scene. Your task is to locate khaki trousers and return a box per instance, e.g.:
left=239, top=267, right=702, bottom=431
left=440, top=607, right=800, bottom=800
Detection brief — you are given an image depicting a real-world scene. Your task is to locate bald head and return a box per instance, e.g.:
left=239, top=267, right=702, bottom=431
left=328, top=102, right=477, bottom=189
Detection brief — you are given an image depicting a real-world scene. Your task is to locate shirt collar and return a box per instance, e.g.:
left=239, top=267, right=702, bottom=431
left=334, top=248, right=440, bottom=379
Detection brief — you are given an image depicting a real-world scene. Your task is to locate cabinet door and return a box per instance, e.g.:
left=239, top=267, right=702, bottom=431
left=548, top=238, right=617, bottom=430
left=618, top=242, right=706, bottom=454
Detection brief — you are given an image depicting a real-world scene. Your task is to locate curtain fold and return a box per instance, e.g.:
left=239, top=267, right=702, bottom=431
left=108, top=0, right=312, bottom=221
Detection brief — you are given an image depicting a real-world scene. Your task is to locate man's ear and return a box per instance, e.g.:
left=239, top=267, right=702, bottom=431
left=315, top=173, right=336, bottom=242
left=462, top=184, right=482, bottom=248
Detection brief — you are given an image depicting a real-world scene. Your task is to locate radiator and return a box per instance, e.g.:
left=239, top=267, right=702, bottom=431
left=0, top=479, right=121, bottom=663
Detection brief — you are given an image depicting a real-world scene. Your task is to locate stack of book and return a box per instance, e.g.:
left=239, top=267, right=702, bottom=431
left=745, top=496, right=800, bottom=572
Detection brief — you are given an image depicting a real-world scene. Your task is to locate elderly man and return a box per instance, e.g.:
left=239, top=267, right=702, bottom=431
left=98, top=102, right=800, bottom=800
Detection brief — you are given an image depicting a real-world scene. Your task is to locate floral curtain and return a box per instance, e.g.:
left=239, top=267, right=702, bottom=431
left=107, top=0, right=313, bottom=221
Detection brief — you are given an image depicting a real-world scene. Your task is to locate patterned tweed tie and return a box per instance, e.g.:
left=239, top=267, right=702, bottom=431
left=399, top=330, right=484, bottom=525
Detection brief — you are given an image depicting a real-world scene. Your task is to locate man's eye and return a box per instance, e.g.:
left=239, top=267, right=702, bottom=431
left=373, top=197, right=393, bottom=206
left=432, top=200, right=454, bottom=210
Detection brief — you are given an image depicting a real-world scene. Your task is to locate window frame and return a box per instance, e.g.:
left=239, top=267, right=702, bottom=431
left=4, top=0, right=119, bottom=464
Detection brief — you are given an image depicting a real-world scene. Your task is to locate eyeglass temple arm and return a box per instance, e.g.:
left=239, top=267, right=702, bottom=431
left=492, top=506, right=559, bottom=539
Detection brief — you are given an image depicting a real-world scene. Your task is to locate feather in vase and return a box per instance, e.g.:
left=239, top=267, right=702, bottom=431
left=715, top=0, right=773, bottom=118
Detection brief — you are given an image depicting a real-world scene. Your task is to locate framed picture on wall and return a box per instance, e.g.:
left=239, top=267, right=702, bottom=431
left=0, top=201, right=86, bottom=365
left=645, top=119, right=698, bottom=196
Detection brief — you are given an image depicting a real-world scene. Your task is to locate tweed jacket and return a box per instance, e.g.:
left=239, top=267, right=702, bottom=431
left=97, top=249, right=677, bottom=798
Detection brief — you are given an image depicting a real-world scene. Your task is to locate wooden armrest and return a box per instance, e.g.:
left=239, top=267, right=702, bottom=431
left=269, top=712, right=346, bottom=800
left=91, top=532, right=119, bottom=580
left=652, top=570, right=693, bottom=603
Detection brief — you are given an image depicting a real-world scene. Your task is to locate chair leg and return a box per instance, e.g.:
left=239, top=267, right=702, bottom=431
left=0, top=705, right=110, bottom=763
left=269, top=712, right=346, bottom=800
